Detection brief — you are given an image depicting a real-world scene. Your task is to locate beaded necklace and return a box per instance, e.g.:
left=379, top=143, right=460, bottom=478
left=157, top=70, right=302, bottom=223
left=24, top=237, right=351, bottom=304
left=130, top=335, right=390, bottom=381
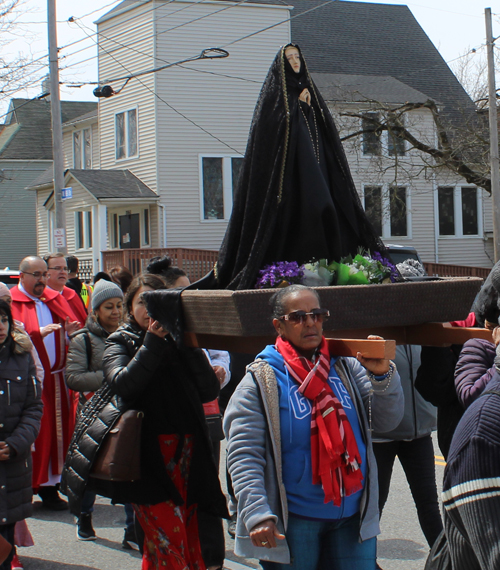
left=299, top=102, right=320, bottom=163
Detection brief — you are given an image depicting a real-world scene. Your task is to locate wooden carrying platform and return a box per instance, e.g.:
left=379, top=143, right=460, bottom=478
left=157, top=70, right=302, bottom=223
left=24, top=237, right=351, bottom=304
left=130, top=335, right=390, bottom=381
left=181, top=277, right=486, bottom=357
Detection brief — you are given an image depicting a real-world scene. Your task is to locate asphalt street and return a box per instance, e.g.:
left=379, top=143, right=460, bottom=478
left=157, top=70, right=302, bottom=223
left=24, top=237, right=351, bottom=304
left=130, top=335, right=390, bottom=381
left=16, top=435, right=444, bottom=569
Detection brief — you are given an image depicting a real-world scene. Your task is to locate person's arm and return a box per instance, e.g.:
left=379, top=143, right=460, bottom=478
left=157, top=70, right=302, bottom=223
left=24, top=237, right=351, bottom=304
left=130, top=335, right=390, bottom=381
left=454, top=339, right=496, bottom=408
left=4, top=354, right=43, bottom=458
left=223, top=374, right=278, bottom=533
left=103, top=331, right=167, bottom=400
left=444, top=437, right=500, bottom=569
left=66, top=334, right=104, bottom=393
left=205, top=349, right=231, bottom=388
left=345, top=357, right=404, bottom=433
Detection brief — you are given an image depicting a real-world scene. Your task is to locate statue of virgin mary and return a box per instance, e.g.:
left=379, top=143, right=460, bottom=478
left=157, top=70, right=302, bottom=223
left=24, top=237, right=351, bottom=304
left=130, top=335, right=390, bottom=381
left=214, top=44, right=386, bottom=289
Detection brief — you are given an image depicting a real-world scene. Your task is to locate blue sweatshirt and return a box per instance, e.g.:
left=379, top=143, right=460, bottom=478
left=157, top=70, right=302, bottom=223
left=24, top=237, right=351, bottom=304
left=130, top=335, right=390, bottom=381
left=258, top=345, right=367, bottom=520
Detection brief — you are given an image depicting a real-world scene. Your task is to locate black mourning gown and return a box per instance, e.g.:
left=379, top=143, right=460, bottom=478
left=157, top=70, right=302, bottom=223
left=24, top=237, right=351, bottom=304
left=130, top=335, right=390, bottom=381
left=213, top=44, right=386, bottom=289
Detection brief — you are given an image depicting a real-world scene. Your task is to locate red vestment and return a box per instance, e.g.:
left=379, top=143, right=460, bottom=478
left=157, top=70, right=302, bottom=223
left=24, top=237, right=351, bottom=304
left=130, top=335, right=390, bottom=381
left=61, top=286, right=88, bottom=326
left=11, top=285, right=78, bottom=488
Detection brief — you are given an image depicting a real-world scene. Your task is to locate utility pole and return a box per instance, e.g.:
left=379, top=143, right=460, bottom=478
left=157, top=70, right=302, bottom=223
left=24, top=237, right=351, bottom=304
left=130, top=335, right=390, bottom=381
left=486, top=7, right=500, bottom=262
left=47, top=0, right=67, bottom=254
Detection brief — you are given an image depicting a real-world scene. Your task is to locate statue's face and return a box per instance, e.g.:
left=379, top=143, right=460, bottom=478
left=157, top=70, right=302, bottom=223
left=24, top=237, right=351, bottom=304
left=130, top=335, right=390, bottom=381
left=285, top=47, right=301, bottom=73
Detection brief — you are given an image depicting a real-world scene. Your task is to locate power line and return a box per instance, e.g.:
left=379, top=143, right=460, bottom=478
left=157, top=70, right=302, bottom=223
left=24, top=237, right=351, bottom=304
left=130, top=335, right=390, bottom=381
left=74, top=18, right=241, bottom=153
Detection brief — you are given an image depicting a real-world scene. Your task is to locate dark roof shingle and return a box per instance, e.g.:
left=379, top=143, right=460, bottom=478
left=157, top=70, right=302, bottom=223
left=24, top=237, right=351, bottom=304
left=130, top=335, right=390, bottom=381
left=28, top=168, right=158, bottom=201
left=0, top=99, right=97, bottom=160
left=291, top=0, right=472, bottom=118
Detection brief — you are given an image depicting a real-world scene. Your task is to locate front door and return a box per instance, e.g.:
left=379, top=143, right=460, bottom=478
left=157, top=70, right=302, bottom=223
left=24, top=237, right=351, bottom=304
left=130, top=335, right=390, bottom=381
left=119, top=213, right=140, bottom=249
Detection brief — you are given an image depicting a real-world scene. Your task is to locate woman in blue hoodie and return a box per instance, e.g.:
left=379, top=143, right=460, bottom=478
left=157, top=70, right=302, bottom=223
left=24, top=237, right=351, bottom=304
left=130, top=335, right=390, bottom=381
left=224, top=285, right=404, bottom=569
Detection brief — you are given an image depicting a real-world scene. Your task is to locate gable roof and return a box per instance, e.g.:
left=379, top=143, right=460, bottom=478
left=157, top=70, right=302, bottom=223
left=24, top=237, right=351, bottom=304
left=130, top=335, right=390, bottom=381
left=63, top=109, right=98, bottom=128
left=28, top=168, right=158, bottom=201
left=96, top=0, right=289, bottom=24
left=311, top=73, right=432, bottom=105
left=291, top=0, right=472, bottom=118
left=0, top=99, right=97, bottom=160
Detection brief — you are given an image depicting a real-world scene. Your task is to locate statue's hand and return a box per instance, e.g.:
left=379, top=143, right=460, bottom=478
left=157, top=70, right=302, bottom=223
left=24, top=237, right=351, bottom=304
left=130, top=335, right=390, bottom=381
left=299, top=88, right=311, bottom=106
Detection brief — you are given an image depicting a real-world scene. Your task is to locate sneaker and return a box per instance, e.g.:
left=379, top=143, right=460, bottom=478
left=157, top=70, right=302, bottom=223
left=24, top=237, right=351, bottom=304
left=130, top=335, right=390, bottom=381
left=227, top=513, right=237, bottom=539
left=122, top=527, right=139, bottom=551
left=77, top=513, right=96, bottom=541
left=11, top=553, right=23, bottom=570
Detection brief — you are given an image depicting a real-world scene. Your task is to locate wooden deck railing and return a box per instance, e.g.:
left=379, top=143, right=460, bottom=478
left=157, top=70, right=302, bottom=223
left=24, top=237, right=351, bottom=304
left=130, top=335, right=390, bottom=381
left=423, top=262, right=491, bottom=279
left=102, top=248, right=219, bottom=282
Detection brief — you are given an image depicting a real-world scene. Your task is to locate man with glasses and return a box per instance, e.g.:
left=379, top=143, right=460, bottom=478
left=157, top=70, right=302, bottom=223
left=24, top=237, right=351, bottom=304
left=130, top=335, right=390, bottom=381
left=10, top=256, right=82, bottom=510
left=44, top=253, right=88, bottom=325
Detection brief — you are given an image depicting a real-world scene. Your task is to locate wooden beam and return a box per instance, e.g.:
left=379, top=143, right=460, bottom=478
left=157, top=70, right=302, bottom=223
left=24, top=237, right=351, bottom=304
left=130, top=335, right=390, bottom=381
left=184, top=324, right=492, bottom=354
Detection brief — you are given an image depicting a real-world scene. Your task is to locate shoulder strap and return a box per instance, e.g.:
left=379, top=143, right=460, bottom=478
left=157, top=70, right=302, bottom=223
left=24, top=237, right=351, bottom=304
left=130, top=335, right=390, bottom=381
left=82, top=331, right=92, bottom=366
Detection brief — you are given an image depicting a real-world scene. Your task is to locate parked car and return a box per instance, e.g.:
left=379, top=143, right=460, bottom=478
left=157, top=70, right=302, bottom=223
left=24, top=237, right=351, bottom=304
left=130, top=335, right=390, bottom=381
left=0, top=269, right=20, bottom=289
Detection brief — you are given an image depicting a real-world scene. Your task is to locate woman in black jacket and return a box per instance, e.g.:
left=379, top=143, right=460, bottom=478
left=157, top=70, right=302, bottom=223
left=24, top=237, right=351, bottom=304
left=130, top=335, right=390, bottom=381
left=101, top=274, right=228, bottom=570
left=0, top=300, right=43, bottom=569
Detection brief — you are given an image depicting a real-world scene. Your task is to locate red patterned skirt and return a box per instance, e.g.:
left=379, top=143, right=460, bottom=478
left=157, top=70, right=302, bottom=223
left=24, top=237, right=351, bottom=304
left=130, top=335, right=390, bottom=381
left=133, top=435, right=206, bottom=570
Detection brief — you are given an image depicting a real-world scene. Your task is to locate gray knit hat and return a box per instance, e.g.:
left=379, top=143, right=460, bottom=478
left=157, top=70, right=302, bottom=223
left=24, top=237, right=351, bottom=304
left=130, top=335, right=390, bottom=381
left=91, top=279, right=124, bottom=310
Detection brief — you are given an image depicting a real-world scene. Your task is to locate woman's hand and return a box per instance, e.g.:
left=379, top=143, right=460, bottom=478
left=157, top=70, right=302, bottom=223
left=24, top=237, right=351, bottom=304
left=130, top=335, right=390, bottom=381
left=213, top=365, right=226, bottom=386
left=492, top=326, right=500, bottom=347
left=299, top=88, right=311, bottom=105
left=0, top=442, right=10, bottom=461
left=250, top=519, right=285, bottom=549
left=357, top=335, right=390, bottom=376
left=148, top=319, right=169, bottom=339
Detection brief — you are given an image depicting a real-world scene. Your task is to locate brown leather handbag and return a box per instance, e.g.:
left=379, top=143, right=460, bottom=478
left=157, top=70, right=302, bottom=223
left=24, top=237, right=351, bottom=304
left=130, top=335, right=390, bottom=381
left=91, top=409, right=144, bottom=482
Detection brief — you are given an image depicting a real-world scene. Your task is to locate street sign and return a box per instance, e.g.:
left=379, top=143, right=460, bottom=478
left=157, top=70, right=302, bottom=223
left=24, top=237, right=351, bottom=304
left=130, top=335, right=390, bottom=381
left=54, top=228, right=66, bottom=249
left=61, top=187, right=72, bottom=200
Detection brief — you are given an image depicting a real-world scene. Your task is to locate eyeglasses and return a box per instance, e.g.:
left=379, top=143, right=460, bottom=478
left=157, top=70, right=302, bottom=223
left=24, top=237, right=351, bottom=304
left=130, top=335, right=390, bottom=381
left=48, top=266, right=68, bottom=272
left=21, top=271, right=48, bottom=279
left=279, top=308, right=330, bottom=325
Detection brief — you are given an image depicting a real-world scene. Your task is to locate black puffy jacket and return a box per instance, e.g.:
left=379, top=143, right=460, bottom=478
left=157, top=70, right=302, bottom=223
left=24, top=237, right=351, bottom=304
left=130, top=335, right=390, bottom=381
left=0, top=330, right=43, bottom=524
left=63, top=322, right=228, bottom=519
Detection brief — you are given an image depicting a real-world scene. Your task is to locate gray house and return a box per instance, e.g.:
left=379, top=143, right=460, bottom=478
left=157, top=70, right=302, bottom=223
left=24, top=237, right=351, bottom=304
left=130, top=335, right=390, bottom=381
left=0, top=98, right=96, bottom=269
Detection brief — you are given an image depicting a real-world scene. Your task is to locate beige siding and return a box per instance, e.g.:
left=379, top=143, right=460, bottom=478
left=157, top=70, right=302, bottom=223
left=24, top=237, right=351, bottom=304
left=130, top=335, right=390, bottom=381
left=97, top=3, right=157, bottom=191
left=154, top=1, right=290, bottom=249
left=36, top=188, right=52, bottom=256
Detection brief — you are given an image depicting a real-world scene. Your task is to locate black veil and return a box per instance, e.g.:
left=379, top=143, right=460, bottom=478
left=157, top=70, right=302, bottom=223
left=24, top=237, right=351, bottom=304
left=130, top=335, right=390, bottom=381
left=215, top=44, right=387, bottom=289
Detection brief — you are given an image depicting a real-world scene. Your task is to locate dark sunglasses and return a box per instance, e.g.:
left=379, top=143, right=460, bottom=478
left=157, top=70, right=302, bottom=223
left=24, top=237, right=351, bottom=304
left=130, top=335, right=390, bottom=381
left=279, top=308, right=330, bottom=325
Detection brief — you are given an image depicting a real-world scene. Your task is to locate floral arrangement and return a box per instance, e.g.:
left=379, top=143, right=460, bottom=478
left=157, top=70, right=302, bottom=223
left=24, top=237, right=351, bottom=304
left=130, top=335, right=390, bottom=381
left=304, top=250, right=398, bottom=286
left=255, top=251, right=397, bottom=288
left=255, top=261, right=305, bottom=289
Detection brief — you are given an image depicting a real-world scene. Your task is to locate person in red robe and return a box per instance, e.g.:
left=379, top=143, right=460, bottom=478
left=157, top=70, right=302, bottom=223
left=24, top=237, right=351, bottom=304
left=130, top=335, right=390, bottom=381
left=43, top=253, right=88, bottom=325
left=11, top=256, right=81, bottom=510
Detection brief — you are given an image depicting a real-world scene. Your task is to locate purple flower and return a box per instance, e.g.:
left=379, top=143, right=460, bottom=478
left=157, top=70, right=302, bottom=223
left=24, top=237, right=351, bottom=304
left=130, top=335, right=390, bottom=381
left=255, top=261, right=305, bottom=289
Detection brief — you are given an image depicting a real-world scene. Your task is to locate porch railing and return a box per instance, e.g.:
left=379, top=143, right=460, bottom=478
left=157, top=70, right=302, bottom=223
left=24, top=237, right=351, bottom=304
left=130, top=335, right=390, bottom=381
left=423, top=262, right=491, bottom=279
left=102, top=248, right=219, bottom=282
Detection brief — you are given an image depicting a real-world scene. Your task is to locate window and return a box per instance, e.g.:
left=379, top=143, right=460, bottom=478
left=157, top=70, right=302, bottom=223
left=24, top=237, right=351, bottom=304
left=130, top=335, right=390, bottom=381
left=388, top=126, right=405, bottom=156
left=438, top=186, right=480, bottom=237
left=362, top=113, right=381, bottom=155
left=363, top=185, right=409, bottom=238
left=73, top=128, right=91, bottom=169
left=363, top=186, right=382, bottom=236
left=389, top=186, right=407, bottom=237
left=200, top=155, right=243, bottom=220
left=75, top=210, right=92, bottom=249
left=438, top=187, right=455, bottom=235
left=115, top=109, right=138, bottom=160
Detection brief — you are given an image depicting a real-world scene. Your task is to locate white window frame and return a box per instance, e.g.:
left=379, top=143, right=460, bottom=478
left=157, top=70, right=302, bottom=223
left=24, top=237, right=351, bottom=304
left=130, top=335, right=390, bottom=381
left=362, top=184, right=412, bottom=239
left=115, top=107, right=139, bottom=161
left=437, top=185, right=482, bottom=238
left=73, top=127, right=92, bottom=169
left=199, top=154, right=244, bottom=222
left=75, top=210, right=93, bottom=250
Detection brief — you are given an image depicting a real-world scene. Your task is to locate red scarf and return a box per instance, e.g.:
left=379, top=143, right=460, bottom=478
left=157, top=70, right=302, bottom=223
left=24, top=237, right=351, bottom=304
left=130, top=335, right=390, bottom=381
left=275, top=336, right=363, bottom=506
